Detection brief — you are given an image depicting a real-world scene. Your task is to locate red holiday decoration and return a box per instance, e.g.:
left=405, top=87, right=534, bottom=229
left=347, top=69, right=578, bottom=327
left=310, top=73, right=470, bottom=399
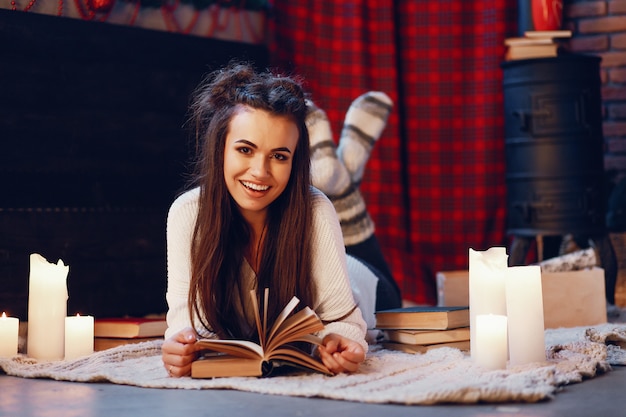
left=531, top=0, right=563, bottom=31
left=88, top=0, right=114, bottom=13
left=74, top=0, right=115, bottom=20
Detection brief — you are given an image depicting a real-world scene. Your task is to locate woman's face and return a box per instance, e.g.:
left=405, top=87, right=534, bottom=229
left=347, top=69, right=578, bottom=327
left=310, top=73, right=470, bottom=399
left=223, top=106, right=299, bottom=224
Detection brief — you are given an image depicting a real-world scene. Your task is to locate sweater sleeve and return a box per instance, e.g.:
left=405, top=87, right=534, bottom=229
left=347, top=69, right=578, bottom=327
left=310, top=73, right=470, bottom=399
left=164, top=188, right=214, bottom=340
left=309, top=187, right=369, bottom=352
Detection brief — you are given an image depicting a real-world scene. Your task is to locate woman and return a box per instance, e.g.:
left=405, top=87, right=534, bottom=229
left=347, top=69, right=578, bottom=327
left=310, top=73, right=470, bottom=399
left=161, top=62, right=382, bottom=378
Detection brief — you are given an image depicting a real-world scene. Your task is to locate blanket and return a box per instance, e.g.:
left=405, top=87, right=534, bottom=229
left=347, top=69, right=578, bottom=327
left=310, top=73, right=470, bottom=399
left=1, top=324, right=625, bottom=405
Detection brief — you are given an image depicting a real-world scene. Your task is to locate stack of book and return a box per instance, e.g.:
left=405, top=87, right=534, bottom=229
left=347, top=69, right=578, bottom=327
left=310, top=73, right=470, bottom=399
left=375, top=306, right=470, bottom=354
left=94, top=317, right=167, bottom=351
left=504, top=30, right=572, bottom=61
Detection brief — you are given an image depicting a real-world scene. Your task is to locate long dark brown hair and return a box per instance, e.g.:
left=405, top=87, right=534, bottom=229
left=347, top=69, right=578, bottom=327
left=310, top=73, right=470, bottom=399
left=186, top=62, right=313, bottom=340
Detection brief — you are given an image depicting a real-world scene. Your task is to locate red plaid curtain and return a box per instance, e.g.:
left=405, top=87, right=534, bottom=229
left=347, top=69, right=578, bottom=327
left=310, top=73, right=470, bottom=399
left=270, top=0, right=518, bottom=304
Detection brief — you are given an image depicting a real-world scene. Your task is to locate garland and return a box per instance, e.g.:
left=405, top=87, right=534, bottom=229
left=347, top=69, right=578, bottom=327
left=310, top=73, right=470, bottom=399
left=123, top=0, right=269, bottom=11
left=10, top=0, right=269, bottom=35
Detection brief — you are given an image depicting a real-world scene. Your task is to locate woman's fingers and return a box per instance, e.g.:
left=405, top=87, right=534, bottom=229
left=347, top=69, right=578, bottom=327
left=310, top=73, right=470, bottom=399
left=161, top=327, right=199, bottom=377
left=318, top=333, right=365, bottom=374
left=165, top=362, right=193, bottom=378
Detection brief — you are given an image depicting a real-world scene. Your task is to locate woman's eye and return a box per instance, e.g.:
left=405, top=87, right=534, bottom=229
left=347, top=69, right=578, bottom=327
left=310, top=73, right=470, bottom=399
left=237, top=147, right=252, bottom=155
left=271, top=153, right=288, bottom=161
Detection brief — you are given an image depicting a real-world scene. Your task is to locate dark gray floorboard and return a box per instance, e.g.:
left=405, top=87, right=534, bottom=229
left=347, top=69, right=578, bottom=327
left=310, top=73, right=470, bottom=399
left=1, top=365, right=625, bottom=417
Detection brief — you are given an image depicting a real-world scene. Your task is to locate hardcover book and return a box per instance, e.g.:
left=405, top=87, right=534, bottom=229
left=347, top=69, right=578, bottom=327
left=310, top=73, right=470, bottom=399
left=94, top=317, right=167, bottom=339
left=504, top=30, right=571, bottom=62
left=94, top=337, right=161, bottom=351
left=375, top=306, right=469, bottom=330
left=383, top=327, right=470, bottom=345
left=382, top=340, right=470, bottom=354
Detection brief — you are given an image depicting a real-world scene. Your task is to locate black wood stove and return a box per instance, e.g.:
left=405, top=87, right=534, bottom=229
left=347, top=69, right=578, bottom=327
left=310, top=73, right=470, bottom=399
left=502, top=54, right=617, bottom=303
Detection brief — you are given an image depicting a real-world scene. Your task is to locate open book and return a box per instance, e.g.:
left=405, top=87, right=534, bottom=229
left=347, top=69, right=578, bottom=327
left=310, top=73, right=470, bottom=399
left=191, top=289, right=332, bottom=378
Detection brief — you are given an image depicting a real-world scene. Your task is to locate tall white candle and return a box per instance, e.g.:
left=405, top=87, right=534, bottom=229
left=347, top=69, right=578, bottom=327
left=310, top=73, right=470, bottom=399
left=505, top=265, right=546, bottom=366
left=0, top=312, right=19, bottom=357
left=64, top=314, right=94, bottom=360
left=469, top=247, right=508, bottom=359
left=27, top=253, right=69, bottom=360
left=474, top=314, right=508, bottom=370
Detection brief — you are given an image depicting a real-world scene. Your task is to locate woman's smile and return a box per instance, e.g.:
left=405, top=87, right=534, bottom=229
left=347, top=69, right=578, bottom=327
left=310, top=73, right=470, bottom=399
left=240, top=180, right=271, bottom=192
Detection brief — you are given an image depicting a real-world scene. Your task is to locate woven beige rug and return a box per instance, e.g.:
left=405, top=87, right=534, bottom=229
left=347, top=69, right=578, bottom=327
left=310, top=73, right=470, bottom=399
left=1, top=324, right=625, bottom=405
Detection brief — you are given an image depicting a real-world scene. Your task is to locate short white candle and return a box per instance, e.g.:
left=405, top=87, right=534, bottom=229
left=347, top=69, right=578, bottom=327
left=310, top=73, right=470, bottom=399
left=64, top=314, right=94, bottom=360
left=505, top=265, right=546, bottom=366
left=27, top=253, right=69, bottom=360
left=469, top=247, right=508, bottom=359
left=474, top=314, right=508, bottom=370
left=0, top=312, right=19, bottom=357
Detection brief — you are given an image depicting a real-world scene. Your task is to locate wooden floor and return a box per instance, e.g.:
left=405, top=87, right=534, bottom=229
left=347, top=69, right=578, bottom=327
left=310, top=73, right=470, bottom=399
left=1, top=365, right=625, bottom=417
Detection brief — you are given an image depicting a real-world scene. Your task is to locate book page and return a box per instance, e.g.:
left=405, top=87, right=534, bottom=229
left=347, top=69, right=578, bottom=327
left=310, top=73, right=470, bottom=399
left=265, top=295, right=301, bottom=346
left=263, top=288, right=269, bottom=341
left=195, top=338, right=263, bottom=359
left=266, top=308, right=325, bottom=353
left=268, top=347, right=332, bottom=375
left=250, top=289, right=265, bottom=348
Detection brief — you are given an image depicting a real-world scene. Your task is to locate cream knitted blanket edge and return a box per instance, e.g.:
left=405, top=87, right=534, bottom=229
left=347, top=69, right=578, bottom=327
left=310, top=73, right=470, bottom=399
left=1, top=324, right=625, bottom=405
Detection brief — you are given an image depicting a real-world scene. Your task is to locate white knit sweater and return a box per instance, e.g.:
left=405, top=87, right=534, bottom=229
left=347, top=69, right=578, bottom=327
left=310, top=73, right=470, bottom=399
left=164, top=186, right=375, bottom=352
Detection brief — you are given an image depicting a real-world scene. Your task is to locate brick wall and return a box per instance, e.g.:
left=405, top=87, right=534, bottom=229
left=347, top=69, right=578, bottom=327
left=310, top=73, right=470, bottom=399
left=566, top=0, right=626, bottom=184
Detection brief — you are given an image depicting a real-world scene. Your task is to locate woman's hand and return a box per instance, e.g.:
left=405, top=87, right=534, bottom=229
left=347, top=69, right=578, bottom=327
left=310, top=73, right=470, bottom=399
left=317, top=333, right=365, bottom=374
left=161, top=327, right=199, bottom=377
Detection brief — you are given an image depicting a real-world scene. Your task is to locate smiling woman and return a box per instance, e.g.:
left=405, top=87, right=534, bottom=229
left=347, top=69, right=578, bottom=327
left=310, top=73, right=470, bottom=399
left=161, top=62, right=389, bottom=377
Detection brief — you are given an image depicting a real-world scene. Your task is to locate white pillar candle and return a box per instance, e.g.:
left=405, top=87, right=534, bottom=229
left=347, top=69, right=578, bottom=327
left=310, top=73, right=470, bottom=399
left=474, top=314, right=508, bottom=370
left=27, top=253, right=69, bottom=360
left=469, top=247, right=508, bottom=359
left=505, top=265, right=546, bottom=366
left=64, top=314, right=94, bottom=360
left=0, top=312, right=19, bottom=357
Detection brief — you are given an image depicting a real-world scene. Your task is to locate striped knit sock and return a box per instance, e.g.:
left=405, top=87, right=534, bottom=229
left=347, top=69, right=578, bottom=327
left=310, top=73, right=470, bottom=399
left=305, top=100, right=352, bottom=196
left=306, top=99, right=375, bottom=246
left=337, top=91, right=393, bottom=184
left=334, top=186, right=375, bottom=246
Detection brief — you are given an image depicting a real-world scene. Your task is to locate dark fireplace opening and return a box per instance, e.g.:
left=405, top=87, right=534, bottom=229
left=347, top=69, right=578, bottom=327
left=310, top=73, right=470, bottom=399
left=0, top=10, right=268, bottom=320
